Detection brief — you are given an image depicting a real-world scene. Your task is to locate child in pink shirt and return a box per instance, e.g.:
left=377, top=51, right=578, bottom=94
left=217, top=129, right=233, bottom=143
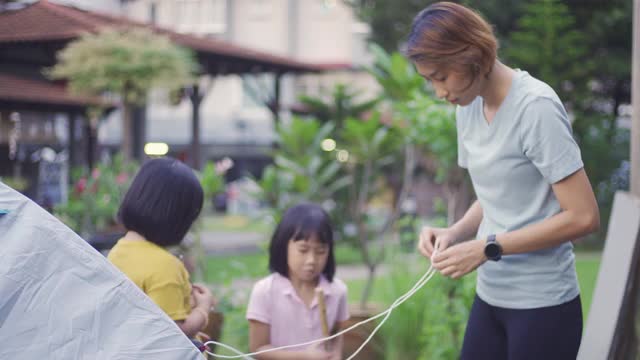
left=247, top=203, right=349, bottom=360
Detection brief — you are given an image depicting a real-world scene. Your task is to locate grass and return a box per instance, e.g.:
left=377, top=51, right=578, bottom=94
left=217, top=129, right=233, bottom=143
left=203, top=243, right=369, bottom=285
left=209, top=251, right=602, bottom=356
left=205, top=251, right=269, bottom=285
left=346, top=253, right=602, bottom=321
left=575, top=253, right=601, bottom=321
left=201, top=213, right=271, bottom=233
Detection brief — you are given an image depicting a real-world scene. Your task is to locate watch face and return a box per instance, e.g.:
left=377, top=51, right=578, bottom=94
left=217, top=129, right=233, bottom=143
left=485, top=243, right=500, bottom=258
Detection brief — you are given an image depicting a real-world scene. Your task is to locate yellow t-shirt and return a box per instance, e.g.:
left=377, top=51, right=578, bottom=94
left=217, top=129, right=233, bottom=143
left=108, top=238, right=191, bottom=321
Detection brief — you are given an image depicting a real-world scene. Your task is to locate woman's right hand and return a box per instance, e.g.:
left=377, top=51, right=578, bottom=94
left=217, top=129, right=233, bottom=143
left=418, top=226, right=458, bottom=260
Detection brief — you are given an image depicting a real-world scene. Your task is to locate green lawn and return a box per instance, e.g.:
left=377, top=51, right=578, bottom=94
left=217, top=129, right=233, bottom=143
left=201, top=213, right=271, bottom=233
left=205, top=251, right=269, bottom=285
left=204, top=243, right=368, bottom=284
left=346, top=253, right=602, bottom=321
left=211, top=251, right=602, bottom=356
left=575, top=254, right=601, bottom=321
left=205, top=248, right=601, bottom=319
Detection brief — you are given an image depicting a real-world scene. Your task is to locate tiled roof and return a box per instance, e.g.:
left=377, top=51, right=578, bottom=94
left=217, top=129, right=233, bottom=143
left=0, top=0, right=327, bottom=73
left=0, top=73, right=105, bottom=108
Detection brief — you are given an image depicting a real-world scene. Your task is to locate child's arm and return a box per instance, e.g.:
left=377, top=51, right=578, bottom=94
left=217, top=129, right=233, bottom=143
left=249, top=320, right=333, bottom=360
left=176, top=284, right=214, bottom=338
left=175, top=306, right=209, bottom=338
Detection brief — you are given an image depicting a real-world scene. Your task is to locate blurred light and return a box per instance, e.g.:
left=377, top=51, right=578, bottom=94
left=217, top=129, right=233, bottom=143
left=144, top=142, right=169, bottom=156
left=321, top=138, right=337, bottom=152
left=336, top=150, right=349, bottom=162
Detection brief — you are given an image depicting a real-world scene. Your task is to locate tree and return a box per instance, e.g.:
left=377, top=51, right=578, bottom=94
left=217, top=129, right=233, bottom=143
left=257, top=117, right=353, bottom=221
left=339, top=113, right=409, bottom=308
left=49, top=28, right=197, bottom=161
left=397, top=91, right=465, bottom=226
left=349, top=0, right=523, bottom=52
left=506, top=0, right=633, bottom=239
left=349, top=0, right=435, bottom=52
left=369, top=44, right=470, bottom=225
left=506, top=0, right=590, bottom=106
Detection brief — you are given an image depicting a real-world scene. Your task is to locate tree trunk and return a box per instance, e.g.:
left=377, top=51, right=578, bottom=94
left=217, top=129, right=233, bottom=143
left=444, top=182, right=458, bottom=226
left=121, top=102, right=134, bottom=162
left=358, top=145, right=417, bottom=308
left=86, top=118, right=97, bottom=170
left=360, top=263, right=377, bottom=310
left=190, top=85, right=203, bottom=170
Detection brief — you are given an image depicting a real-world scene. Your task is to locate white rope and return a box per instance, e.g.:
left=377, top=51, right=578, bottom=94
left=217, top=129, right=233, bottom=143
left=205, top=243, right=441, bottom=360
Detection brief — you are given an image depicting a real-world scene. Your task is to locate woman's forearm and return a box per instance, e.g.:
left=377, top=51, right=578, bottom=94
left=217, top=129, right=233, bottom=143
left=498, top=208, right=599, bottom=255
left=450, top=200, right=483, bottom=244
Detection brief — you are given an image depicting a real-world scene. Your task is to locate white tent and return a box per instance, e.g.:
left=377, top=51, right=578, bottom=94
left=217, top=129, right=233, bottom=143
left=0, top=182, right=201, bottom=360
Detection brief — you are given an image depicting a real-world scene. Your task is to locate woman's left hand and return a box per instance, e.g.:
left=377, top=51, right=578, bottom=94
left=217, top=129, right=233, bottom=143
left=432, top=239, right=487, bottom=279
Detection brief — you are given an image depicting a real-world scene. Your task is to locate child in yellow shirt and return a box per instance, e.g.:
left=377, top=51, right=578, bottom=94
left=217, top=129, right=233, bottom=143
left=108, top=158, right=214, bottom=339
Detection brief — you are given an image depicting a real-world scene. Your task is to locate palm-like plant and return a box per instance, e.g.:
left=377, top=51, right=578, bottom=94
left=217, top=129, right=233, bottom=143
left=298, top=83, right=380, bottom=129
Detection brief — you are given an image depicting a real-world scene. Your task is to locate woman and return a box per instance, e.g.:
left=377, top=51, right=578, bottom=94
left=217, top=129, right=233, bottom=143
left=409, top=3, right=600, bottom=359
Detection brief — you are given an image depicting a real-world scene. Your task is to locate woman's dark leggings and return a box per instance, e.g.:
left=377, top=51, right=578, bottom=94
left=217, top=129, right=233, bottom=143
left=460, top=295, right=583, bottom=360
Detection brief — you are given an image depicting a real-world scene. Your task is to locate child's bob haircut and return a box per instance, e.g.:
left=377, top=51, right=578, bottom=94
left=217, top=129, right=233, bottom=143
left=406, top=2, right=498, bottom=80
left=269, top=203, right=336, bottom=281
left=118, top=157, right=203, bottom=247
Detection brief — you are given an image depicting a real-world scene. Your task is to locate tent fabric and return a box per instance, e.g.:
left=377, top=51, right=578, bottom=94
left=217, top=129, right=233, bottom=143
left=0, top=181, right=201, bottom=360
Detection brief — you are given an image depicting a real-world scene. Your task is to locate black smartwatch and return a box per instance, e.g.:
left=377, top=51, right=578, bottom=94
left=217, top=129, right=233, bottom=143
left=484, top=234, right=502, bottom=261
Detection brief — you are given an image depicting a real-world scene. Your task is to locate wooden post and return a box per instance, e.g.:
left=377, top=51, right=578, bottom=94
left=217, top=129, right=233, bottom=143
left=631, top=0, right=640, bottom=196
left=316, top=287, right=330, bottom=351
left=273, top=72, right=282, bottom=124
left=68, top=113, right=77, bottom=170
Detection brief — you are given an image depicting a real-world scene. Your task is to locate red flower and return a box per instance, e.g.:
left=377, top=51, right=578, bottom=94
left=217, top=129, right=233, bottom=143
left=116, top=173, right=128, bottom=185
left=75, top=178, right=87, bottom=194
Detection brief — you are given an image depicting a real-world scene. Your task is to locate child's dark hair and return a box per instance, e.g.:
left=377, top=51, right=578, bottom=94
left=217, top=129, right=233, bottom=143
left=269, top=203, right=336, bottom=281
left=118, top=157, right=204, bottom=247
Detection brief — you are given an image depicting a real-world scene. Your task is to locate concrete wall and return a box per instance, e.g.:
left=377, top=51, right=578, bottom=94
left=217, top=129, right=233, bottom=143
left=52, top=0, right=123, bottom=14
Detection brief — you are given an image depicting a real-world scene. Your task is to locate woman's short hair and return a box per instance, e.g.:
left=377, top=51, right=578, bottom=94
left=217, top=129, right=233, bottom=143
left=118, top=157, right=204, bottom=247
left=269, top=203, right=336, bottom=281
left=406, top=2, right=498, bottom=79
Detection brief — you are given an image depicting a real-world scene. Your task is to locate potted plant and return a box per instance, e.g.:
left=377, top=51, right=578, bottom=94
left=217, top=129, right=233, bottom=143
left=54, top=154, right=137, bottom=250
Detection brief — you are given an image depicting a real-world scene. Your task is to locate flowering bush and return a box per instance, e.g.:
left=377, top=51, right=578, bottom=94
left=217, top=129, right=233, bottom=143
left=54, top=155, right=138, bottom=237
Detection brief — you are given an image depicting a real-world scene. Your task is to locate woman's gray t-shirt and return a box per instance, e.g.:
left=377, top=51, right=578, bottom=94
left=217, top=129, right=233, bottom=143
left=456, top=70, right=583, bottom=309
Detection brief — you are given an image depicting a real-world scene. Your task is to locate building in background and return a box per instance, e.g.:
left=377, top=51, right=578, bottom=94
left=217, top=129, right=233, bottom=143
left=0, top=0, right=343, bottom=203
left=90, top=0, right=377, bottom=179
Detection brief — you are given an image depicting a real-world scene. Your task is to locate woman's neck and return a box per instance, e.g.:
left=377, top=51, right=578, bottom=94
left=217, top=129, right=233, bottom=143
left=480, top=61, right=515, bottom=110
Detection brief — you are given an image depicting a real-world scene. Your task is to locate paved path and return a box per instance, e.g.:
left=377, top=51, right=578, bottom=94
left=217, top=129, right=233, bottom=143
left=200, top=231, right=266, bottom=255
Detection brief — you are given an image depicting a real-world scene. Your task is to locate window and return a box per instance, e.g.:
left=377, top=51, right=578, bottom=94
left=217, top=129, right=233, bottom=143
left=177, top=0, right=226, bottom=35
